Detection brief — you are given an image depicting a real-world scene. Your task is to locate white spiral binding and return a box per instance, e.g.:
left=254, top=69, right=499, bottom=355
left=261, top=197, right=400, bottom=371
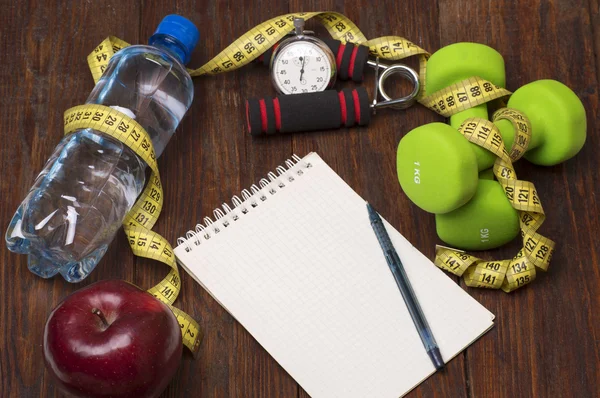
left=177, top=154, right=311, bottom=252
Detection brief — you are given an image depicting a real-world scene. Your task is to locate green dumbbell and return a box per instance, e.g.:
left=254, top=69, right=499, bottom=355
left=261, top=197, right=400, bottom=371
left=396, top=122, right=521, bottom=249
left=396, top=42, right=506, bottom=215
left=425, top=42, right=507, bottom=171
left=479, top=168, right=495, bottom=180
left=435, top=179, right=520, bottom=250
left=397, top=79, right=586, bottom=214
left=497, top=79, right=586, bottom=166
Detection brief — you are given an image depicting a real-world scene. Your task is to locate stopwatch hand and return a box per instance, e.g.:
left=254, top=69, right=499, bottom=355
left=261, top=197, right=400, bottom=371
left=299, top=55, right=306, bottom=81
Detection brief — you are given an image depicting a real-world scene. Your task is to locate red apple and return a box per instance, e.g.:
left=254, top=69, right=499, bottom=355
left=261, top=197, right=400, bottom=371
left=43, top=279, right=182, bottom=398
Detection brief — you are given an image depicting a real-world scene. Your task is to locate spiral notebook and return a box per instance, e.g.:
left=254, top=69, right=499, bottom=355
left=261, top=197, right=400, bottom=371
left=174, top=152, right=494, bottom=398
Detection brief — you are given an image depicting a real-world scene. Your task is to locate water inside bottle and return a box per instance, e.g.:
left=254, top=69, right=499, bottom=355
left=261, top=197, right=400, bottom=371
left=6, top=45, right=194, bottom=282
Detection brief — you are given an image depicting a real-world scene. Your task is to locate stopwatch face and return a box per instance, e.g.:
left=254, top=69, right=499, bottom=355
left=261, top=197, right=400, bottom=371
left=272, top=40, right=334, bottom=95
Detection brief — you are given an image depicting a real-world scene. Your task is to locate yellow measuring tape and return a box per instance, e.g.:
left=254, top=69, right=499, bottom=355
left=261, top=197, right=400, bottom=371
left=75, top=11, right=549, bottom=336
left=420, top=77, right=512, bottom=117
left=434, top=109, right=555, bottom=292
left=63, top=105, right=202, bottom=354
left=88, top=12, right=511, bottom=116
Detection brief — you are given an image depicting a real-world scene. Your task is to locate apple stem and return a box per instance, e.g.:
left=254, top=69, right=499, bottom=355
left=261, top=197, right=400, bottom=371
left=91, top=308, right=109, bottom=328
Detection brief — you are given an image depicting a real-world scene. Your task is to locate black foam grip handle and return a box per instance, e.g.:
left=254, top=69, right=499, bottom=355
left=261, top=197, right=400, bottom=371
left=260, top=39, right=370, bottom=82
left=322, top=38, right=341, bottom=59
left=246, top=87, right=371, bottom=136
left=351, top=45, right=370, bottom=82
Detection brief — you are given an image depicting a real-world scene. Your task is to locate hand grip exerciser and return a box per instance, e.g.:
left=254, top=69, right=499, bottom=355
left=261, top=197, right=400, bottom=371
left=247, top=59, right=420, bottom=135
left=246, top=87, right=371, bottom=135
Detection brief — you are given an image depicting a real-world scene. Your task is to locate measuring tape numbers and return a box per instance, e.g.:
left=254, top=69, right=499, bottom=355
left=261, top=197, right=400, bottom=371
left=80, top=11, right=555, bottom=316
left=434, top=109, right=555, bottom=292
left=88, top=11, right=511, bottom=117
left=419, top=76, right=512, bottom=117
left=87, top=12, right=429, bottom=86
left=63, top=104, right=202, bottom=354
left=88, top=12, right=511, bottom=120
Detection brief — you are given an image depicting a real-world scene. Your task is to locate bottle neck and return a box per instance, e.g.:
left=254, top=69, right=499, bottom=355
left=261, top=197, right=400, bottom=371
left=149, top=34, right=189, bottom=65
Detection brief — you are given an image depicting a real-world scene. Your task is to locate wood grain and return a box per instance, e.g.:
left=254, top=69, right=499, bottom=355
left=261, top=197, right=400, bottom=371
left=0, top=0, right=598, bottom=397
left=0, top=1, right=142, bottom=396
left=437, top=0, right=600, bottom=397
left=287, top=2, right=469, bottom=397
left=591, top=0, right=600, bottom=81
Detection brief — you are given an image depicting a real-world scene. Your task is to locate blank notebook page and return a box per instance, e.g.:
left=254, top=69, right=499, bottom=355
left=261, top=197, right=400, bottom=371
left=175, top=152, right=494, bottom=398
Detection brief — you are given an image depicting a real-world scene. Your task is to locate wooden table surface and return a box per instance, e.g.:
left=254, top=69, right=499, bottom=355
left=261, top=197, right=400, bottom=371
left=1, top=0, right=599, bottom=397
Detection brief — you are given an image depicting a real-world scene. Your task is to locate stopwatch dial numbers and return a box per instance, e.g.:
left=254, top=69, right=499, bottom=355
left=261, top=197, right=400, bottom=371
left=273, top=42, right=332, bottom=95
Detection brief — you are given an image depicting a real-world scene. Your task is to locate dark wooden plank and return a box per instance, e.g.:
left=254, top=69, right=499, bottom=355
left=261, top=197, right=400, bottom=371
left=0, top=1, right=141, bottom=397
left=136, top=1, right=298, bottom=397
left=437, top=0, right=600, bottom=397
left=283, top=2, right=471, bottom=397
left=2, top=1, right=599, bottom=397
left=592, top=0, right=600, bottom=79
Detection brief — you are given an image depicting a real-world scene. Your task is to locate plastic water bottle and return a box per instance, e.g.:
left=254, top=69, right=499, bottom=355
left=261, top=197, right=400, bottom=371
left=6, top=15, right=199, bottom=282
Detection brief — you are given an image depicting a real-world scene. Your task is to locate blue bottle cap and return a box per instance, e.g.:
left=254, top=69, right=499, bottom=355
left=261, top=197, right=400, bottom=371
left=150, top=14, right=200, bottom=64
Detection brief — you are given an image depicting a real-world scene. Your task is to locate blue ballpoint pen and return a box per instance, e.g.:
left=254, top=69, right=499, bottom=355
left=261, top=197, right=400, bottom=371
left=367, top=202, right=445, bottom=371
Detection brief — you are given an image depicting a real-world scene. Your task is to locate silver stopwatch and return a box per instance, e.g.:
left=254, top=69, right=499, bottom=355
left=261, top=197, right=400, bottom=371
left=270, top=18, right=337, bottom=95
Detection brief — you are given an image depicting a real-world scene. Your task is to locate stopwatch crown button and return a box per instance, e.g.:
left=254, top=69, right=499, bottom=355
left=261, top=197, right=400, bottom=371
left=294, top=17, right=305, bottom=35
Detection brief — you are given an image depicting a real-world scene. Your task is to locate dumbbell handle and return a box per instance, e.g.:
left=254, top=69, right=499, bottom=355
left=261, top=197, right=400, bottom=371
left=246, top=87, right=372, bottom=135
left=258, top=38, right=371, bottom=83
